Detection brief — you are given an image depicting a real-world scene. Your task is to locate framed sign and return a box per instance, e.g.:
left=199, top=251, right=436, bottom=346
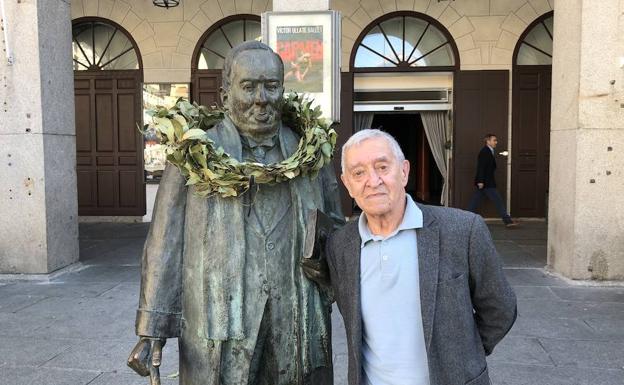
left=262, top=10, right=341, bottom=121
left=142, top=83, right=189, bottom=182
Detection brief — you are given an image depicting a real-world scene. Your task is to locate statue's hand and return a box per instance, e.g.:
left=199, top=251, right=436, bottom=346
left=301, top=256, right=330, bottom=288
left=127, top=337, right=166, bottom=385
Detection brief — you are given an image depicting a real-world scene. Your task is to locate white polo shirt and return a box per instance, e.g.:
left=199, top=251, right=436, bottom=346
left=358, top=194, right=430, bottom=385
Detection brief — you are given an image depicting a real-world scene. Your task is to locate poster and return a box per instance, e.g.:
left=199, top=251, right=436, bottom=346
left=276, top=25, right=324, bottom=93
left=263, top=11, right=341, bottom=121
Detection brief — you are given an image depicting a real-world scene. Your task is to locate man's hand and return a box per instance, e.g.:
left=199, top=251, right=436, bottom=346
left=127, top=337, right=166, bottom=385
left=477, top=183, right=484, bottom=189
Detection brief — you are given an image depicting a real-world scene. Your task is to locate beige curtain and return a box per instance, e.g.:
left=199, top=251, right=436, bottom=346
left=420, top=111, right=449, bottom=205
left=354, top=112, right=375, bottom=132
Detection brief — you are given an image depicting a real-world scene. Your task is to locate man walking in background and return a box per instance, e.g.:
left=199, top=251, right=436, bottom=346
left=468, top=134, right=517, bottom=227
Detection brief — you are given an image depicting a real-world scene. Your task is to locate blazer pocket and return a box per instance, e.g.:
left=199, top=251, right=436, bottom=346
left=437, top=272, right=466, bottom=286
left=465, top=366, right=490, bottom=385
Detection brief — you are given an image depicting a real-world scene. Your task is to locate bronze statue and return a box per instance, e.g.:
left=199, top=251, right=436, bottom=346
left=127, top=41, right=343, bottom=385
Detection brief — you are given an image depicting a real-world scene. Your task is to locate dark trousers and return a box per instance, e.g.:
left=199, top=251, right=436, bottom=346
left=467, top=187, right=512, bottom=224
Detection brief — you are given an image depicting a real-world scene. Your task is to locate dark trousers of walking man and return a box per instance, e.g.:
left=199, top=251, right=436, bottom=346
left=467, top=134, right=516, bottom=226
left=468, top=187, right=513, bottom=224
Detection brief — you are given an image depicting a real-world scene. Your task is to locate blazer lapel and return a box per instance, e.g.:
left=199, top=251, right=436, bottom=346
left=416, top=205, right=440, bottom=350
left=342, top=222, right=363, bottom=385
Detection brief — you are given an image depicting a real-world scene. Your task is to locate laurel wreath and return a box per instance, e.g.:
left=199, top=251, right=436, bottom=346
left=145, top=93, right=337, bottom=198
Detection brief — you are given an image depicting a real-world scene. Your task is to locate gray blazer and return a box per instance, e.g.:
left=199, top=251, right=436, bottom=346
left=326, top=204, right=517, bottom=385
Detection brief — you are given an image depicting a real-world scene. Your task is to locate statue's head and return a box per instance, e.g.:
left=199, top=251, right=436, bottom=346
left=221, top=41, right=285, bottom=139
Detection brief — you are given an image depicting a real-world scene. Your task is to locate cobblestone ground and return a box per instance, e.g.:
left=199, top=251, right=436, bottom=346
left=0, top=221, right=623, bottom=385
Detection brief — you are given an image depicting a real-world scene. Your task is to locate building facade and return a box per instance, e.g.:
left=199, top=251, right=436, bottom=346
left=1, top=0, right=623, bottom=280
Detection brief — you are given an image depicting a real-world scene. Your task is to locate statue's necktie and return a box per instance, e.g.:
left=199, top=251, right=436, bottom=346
left=244, top=136, right=277, bottom=163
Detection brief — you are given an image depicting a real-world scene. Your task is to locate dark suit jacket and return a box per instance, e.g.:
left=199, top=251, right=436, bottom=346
left=475, top=146, right=497, bottom=188
left=326, top=204, right=517, bottom=385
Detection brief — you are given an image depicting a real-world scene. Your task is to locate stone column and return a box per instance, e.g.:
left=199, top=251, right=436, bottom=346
left=0, top=0, right=78, bottom=274
left=548, top=0, right=624, bottom=280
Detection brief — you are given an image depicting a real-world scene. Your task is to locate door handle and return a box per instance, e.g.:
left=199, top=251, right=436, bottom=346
left=499, top=150, right=509, bottom=157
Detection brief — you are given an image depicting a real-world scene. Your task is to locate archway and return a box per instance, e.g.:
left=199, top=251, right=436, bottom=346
left=72, top=17, right=145, bottom=216
left=190, top=15, right=261, bottom=107
left=511, top=11, right=553, bottom=218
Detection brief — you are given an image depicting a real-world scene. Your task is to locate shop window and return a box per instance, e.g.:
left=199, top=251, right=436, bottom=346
left=142, top=84, right=189, bottom=182
left=72, top=21, right=139, bottom=70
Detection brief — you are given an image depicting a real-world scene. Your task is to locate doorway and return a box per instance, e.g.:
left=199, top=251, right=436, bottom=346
left=371, top=113, right=443, bottom=205
left=511, top=12, right=553, bottom=218
left=72, top=18, right=145, bottom=216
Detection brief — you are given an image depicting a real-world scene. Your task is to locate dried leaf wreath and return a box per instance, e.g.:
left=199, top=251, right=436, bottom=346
left=144, top=93, right=337, bottom=198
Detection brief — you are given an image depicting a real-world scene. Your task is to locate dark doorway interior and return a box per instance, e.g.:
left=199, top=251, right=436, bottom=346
left=371, top=113, right=443, bottom=205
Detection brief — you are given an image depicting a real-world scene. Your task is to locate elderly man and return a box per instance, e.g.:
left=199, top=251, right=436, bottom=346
left=326, top=129, right=516, bottom=385
left=127, top=41, right=343, bottom=385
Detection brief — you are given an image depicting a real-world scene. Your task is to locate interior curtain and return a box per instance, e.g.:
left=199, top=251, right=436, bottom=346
left=353, top=112, right=375, bottom=132
left=421, top=111, right=449, bottom=205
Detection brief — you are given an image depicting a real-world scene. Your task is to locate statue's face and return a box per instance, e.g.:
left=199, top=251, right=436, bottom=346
left=222, top=49, right=284, bottom=138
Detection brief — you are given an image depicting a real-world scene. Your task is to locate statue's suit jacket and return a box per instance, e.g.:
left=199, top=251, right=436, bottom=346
left=326, top=204, right=517, bottom=385
left=135, top=119, right=344, bottom=384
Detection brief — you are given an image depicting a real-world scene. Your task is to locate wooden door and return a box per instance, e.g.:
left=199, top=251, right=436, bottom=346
left=511, top=66, right=551, bottom=217
left=74, top=70, right=145, bottom=216
left=191, top=70, right=222, bottom=107
left=453, top=70, right=510, bottom=217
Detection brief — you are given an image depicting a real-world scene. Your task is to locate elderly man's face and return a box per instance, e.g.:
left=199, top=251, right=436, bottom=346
left=341, top=137, right=409, bottom=218
left=222, top=49, right=284, bottom=138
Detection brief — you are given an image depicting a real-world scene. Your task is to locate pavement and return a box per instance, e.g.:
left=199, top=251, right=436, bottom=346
left=1, top=221, right=623, bottom=385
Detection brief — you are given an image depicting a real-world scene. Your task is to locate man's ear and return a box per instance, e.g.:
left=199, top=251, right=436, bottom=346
left=220, top=86, right=228, bottom=109
left=401, top=160, right=410, bottom=187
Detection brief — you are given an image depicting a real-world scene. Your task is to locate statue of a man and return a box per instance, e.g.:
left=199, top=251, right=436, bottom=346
left=127, top=41, right=343, bottom=385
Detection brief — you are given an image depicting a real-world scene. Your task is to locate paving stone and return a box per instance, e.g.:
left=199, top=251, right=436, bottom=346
left=508, top=316, right=599, bottom=340
left=505, top=269, right=568, bottom=287
left=517, top=299, right=624, bottom=320
left=0, top=294, right=47, bottom=313
left=0, top=281, right=117, bottom=298
left=550, top=287, right=624, bottom=303
left=539, top=338, right=624, bottom=370
left=0, top=311, right=56, bottom=337
left=511, top=286, right=558, bottom=300
left=0, top=366, right=100, bottom=385
left=488, top=336, right=554, bottom=366
left=52, top=265, right=140, bottom=284
left=19, top=296, right=137, bottom=340
left=0, top=336, right=79, bottom=367
left=584, top=318, right=624, bottom=340
left=88, top=372, right=178, bottom=385
left=517, top=244, right=547, bottom=260
left=43, top=338, right=180, bottom=375
left=499, top=251, right=546, bottom=268
left=488, top=362, right=624, bottom=385
left=79, top=223, right=149, bottom=240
